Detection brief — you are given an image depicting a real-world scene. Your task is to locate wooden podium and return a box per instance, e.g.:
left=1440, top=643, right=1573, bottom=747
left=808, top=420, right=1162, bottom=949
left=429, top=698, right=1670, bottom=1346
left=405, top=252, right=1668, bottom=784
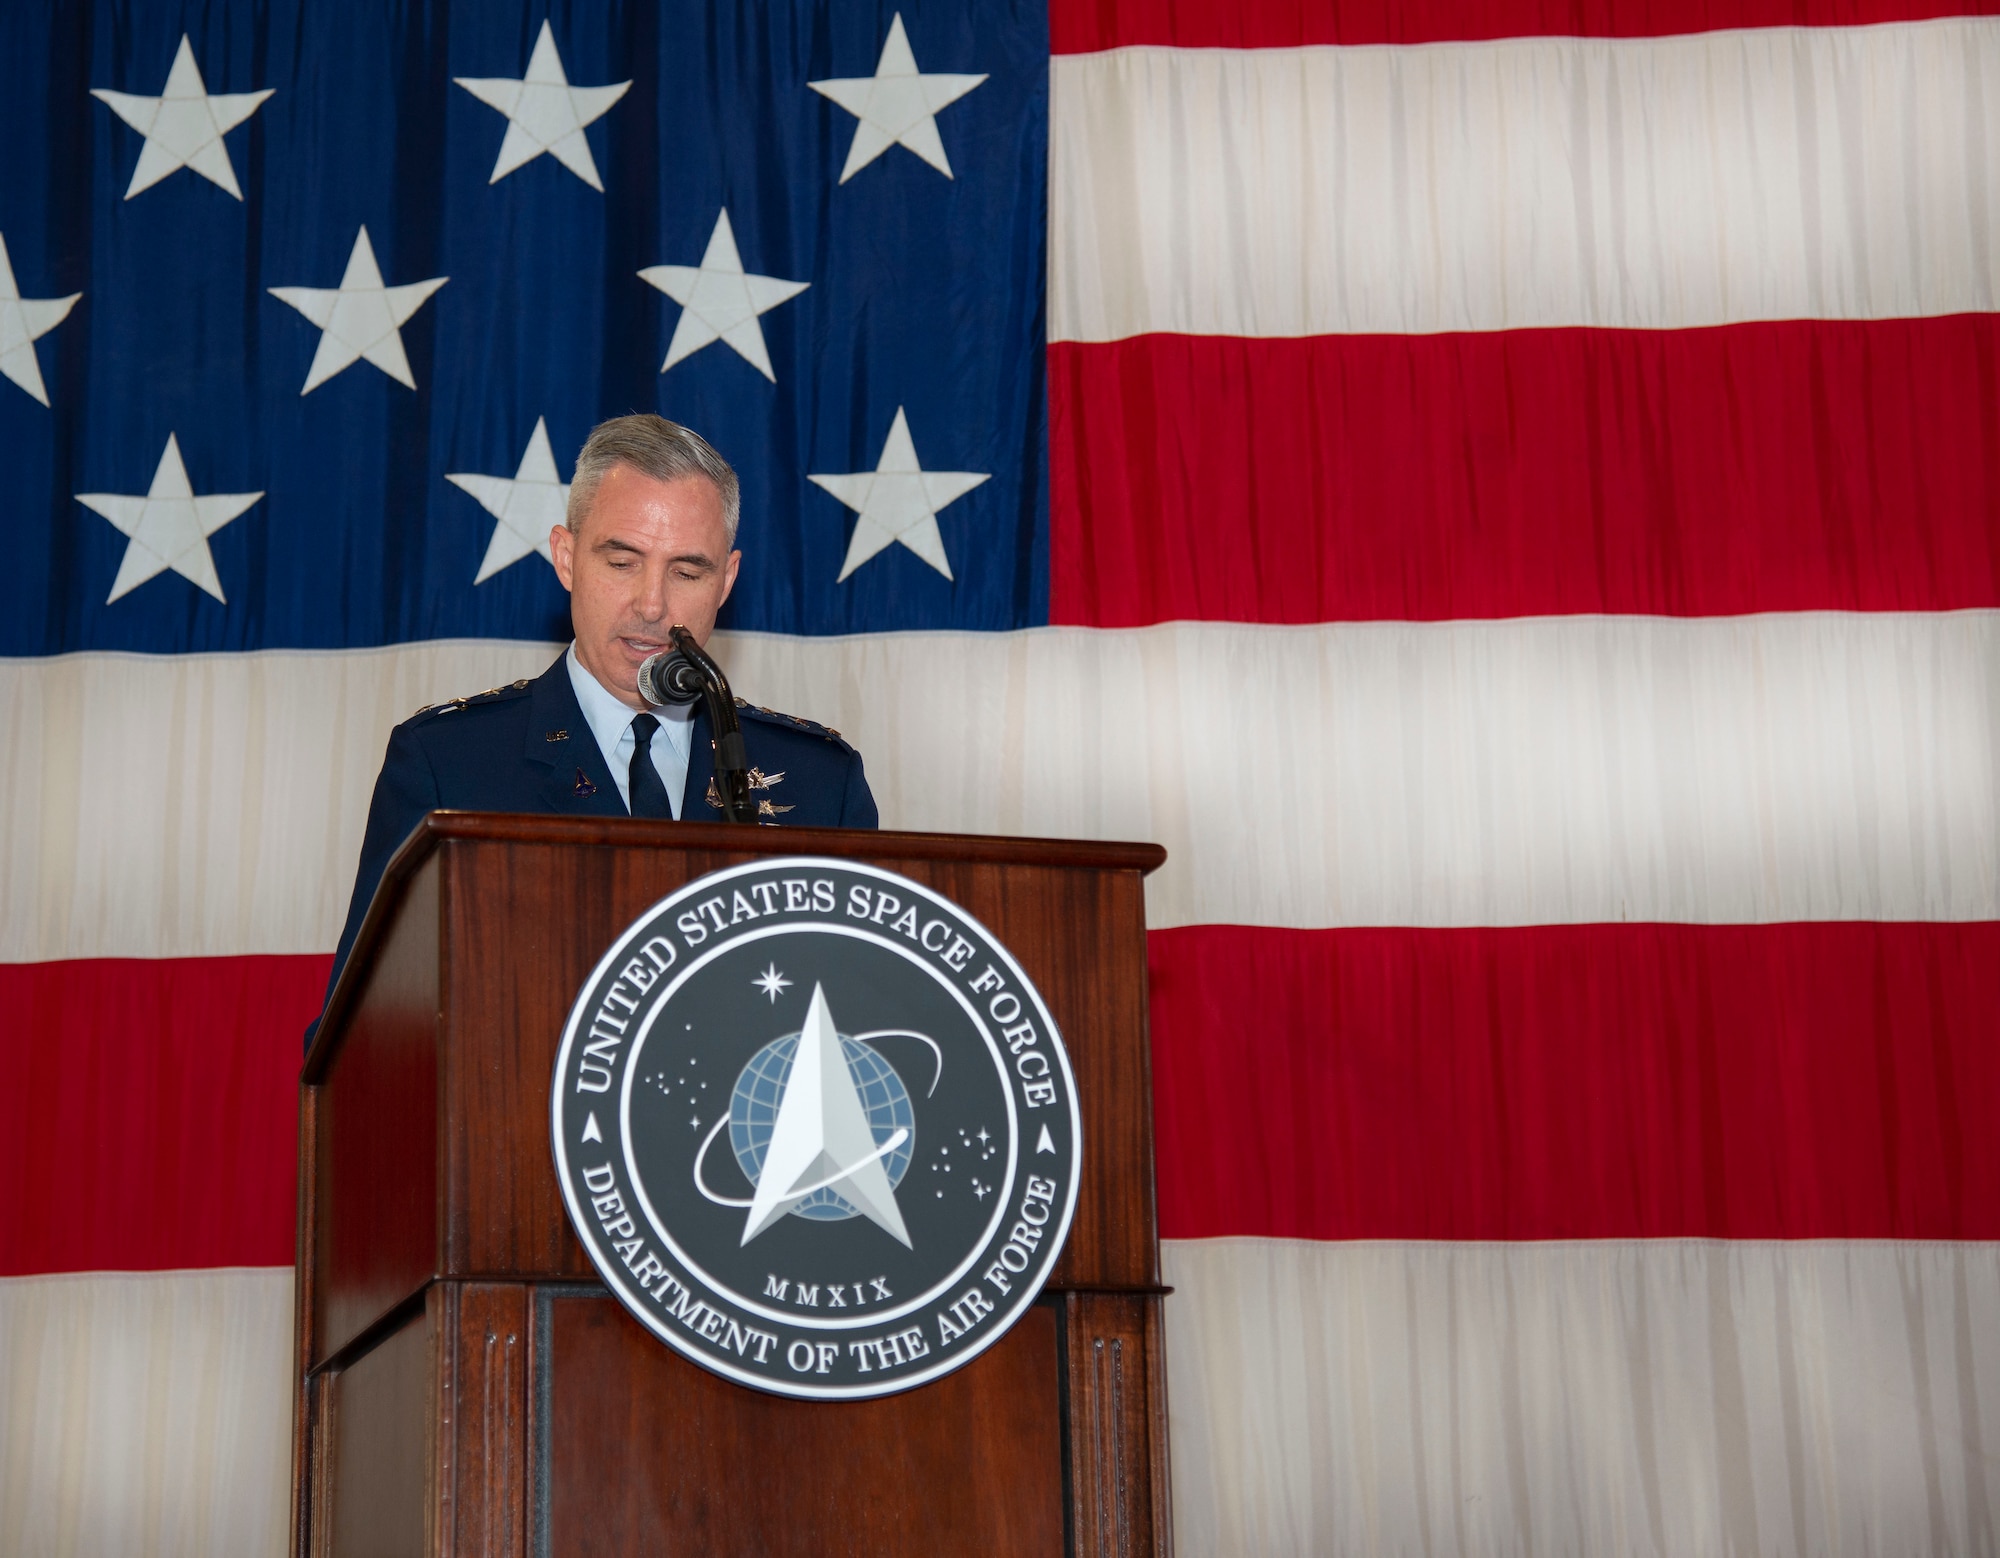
left=291, top=813, right=1171, bottom=1557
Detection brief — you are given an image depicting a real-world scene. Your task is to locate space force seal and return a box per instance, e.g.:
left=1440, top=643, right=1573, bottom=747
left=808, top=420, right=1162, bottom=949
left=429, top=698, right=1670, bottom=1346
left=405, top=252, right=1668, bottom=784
left=550, top=857, right=1083, bottom=1399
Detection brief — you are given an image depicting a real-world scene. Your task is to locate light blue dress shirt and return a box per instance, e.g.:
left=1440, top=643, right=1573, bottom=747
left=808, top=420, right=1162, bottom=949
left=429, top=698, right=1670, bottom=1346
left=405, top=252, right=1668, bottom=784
left=565, top=644, right=695, bottom=818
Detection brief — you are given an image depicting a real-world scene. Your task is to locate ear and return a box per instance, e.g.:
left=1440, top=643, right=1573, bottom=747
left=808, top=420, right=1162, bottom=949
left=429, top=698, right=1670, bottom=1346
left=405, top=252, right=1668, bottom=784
left=718, top=549, right=741, bottom=607
left=549, top=523, right=576, bottom=591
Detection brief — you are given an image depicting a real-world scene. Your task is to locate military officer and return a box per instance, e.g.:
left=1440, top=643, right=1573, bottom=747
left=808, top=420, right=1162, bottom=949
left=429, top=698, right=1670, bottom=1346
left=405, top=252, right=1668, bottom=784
left=315, top=415, right=877, bottom=1034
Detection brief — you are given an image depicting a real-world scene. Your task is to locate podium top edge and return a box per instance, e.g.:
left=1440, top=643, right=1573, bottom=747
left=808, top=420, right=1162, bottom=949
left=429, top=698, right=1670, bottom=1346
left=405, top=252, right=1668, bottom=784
left=410, top=812, right=1170, bottom=875
left=304, top=815, right=1166, bottom=1080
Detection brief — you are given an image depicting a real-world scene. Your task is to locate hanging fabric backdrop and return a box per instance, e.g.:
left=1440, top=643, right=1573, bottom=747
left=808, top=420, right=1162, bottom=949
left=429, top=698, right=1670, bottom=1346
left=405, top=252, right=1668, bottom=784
left=3, top=1, right=1998, bottom=1553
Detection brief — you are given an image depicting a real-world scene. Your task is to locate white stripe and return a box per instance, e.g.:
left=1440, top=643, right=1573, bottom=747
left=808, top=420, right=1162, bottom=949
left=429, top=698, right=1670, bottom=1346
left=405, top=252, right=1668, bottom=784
left=0, top=1268, right=292, bottom=1558
left=734, top=613, right=2000, bottom=933
left=9, top=1247, right=1993, bottom=1553
left=1050, top=22, right=2000, bottom=342
left=4, top=612, right=1995, bottom=960
left=0, top=640, right=555, bottom=963
left=1162, top=1236, right=2000, bottom=1558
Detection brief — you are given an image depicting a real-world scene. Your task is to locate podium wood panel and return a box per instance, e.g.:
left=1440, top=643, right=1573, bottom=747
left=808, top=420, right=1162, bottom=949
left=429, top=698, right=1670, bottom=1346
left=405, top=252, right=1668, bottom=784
left=295, top=815, right=1169, bottom=1556
left=321, top=1306, right=430, bottom=1558
left=542, top=1292, right=1066, bottom=1555
left=315, top=864, right=439, bottom=1361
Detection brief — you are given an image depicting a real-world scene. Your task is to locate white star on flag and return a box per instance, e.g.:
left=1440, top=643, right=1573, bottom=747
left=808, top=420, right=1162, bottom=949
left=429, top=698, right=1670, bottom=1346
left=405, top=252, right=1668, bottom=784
left=809, top=14, right=986, bottom=183
left=91, top=34, right=273, bottom=201
left=638, top=209, right=808, bottom=382
left=76, top=433, right=261, bottom=604
left=0, top=233, right=81, bottom=407
left=811, top=407, right=988, bottom=582
left=447, top=417, right=570, bottom=584
left=453, top=20, right=631, bottom=191
left=268, top=226, right=448, bottom=394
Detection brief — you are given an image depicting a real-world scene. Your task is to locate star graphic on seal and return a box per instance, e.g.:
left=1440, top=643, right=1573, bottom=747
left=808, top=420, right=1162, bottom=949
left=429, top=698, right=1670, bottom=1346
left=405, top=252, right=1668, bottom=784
left=754, top=964, right=793, bottom=1004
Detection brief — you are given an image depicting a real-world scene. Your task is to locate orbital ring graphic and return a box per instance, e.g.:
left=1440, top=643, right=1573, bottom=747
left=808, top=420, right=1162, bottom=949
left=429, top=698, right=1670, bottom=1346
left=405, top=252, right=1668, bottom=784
left=691, top=1111, right=912, bottom=1208
left=848, top=1029, right=944, bottom=1095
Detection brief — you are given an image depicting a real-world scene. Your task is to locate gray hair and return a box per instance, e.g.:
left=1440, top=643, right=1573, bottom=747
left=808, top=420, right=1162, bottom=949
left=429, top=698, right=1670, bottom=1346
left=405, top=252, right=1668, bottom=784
left=566, top=414, right=741, bottom=544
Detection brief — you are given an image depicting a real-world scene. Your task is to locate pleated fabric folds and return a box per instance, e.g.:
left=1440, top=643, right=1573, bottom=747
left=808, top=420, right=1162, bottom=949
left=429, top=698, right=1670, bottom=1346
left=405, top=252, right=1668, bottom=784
left=6, top=2, right=1999, bottom=1552
left=1162, top=1238, right=2000, bottom=1557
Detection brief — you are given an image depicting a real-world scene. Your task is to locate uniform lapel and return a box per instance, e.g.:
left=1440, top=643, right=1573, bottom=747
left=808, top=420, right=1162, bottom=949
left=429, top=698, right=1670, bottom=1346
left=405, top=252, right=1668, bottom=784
left=682, top=702, right=717, bottom=822
left=524, top=658, right=626, bottom=816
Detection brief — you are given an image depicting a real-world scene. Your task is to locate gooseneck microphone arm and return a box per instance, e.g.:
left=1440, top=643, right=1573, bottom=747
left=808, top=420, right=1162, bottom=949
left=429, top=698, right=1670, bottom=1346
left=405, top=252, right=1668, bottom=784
left=665, top=625, right=757, bottom=824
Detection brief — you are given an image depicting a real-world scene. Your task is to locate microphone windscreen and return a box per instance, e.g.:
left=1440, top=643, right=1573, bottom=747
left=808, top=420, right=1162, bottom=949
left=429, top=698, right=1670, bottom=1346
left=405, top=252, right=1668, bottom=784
left=637, top=651, right=702, bottom=707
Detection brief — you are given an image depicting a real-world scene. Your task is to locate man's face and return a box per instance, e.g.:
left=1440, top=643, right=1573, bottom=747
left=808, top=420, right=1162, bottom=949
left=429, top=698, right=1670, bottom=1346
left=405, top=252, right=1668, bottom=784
left=549, top=464, right=741, bottom=710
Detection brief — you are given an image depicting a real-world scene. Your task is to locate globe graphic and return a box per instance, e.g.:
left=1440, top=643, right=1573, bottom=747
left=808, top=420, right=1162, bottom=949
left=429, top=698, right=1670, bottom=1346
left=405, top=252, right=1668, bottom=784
left=729, top=1033, right=915, bottom=1221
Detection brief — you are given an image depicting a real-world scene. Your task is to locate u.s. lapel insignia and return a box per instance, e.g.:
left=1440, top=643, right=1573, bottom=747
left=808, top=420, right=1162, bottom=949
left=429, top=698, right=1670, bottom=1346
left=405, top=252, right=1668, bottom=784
left=573, top=768, right=597, bottom=798
left=747, top=767, right=786, bottom=791
left=545, top=729, right=569, bottom=743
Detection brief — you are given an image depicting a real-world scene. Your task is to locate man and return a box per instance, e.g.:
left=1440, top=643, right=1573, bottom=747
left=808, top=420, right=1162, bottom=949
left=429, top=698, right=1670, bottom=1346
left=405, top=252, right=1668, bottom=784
left=317, top=415, right=877, bottom=1030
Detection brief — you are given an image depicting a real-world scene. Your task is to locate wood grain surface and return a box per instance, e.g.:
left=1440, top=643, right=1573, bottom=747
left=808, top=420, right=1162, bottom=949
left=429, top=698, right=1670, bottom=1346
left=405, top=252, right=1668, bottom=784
left=295, top=816, right=1171, bottom=1556
left=320, top=1305, right=431, bottom=1558
left=541, top=1290, right=1066, bottom=1557
left=313, top=861, right=441, bottom=1364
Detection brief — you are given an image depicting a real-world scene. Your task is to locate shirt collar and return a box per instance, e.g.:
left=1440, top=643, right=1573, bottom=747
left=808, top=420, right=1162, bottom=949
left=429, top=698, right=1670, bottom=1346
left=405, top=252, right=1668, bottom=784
left=565, top=644, right=694, bottom=759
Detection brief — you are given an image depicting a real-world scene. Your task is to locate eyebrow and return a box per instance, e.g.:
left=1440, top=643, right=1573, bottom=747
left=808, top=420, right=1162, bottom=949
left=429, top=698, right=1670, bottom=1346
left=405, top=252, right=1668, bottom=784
left=592, top=536, right=717, bottom=570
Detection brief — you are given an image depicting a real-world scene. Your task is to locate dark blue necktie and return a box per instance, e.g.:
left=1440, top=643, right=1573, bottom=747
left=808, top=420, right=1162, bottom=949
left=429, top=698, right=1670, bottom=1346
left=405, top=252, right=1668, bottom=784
left=627, top=712, right=672, bottom=819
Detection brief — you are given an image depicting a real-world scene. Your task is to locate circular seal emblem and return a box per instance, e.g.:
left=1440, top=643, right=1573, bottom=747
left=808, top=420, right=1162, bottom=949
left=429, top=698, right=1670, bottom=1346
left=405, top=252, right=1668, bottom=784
left=551, top=858, right=1083, bottom=1399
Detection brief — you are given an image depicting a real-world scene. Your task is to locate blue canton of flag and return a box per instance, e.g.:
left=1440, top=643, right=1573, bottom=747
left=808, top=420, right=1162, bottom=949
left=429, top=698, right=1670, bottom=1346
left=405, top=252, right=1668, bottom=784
left=0, top=3, right=1049, bottom=653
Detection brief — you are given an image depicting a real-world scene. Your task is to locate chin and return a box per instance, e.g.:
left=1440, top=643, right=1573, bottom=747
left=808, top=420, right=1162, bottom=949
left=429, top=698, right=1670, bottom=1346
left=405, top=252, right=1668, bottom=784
left=579, top=641, right=642, bottom=691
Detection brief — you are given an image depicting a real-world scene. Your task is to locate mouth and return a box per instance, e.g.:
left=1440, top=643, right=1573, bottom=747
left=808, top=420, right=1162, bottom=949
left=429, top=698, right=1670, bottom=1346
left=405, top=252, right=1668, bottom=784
left=617, top=634, right=672, bottom=661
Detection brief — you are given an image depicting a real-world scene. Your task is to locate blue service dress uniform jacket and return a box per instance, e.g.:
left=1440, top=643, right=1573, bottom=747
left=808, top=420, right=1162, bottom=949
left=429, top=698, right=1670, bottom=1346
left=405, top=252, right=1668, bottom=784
left=316, top=654, right=878, bottom=1037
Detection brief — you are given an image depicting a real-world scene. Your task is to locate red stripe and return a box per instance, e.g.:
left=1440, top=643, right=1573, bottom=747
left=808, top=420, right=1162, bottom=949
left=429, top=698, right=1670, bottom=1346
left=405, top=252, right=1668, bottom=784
left=0, top=956, right=326, bottom=1276
left=1149, top=922, right=2000, bottom=1241
left=1051, top=0, right=1999, bottom=51
left=1049, top=320, right=2000, bottom=625
left=11, top=926, right=1995, bottom=1270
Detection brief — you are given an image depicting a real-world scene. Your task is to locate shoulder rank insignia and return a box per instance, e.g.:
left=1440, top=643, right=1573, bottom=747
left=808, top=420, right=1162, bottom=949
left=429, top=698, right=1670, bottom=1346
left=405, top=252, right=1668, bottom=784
left=735, top=700, right=847, bottom=744
left=413, top=677, right=533, bottom=719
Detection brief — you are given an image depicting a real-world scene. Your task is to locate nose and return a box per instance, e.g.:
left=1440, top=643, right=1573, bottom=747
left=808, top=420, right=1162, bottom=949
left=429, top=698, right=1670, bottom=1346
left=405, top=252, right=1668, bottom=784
left=634, top=559, right=670, bottom=623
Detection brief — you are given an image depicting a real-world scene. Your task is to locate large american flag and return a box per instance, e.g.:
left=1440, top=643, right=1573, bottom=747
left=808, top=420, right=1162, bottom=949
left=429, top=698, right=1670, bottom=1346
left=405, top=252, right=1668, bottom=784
left=3, top=1, right=1997, bottom=1552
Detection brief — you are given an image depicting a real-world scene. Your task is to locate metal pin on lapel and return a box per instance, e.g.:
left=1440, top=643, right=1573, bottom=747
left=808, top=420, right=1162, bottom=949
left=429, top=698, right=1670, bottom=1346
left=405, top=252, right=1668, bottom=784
left=572, top=769, right=596, bottom=798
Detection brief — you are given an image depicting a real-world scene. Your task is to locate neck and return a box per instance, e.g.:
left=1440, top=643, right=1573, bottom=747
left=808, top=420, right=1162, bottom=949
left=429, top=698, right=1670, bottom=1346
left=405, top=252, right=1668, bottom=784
left=573, top=644, right=644, bottom=711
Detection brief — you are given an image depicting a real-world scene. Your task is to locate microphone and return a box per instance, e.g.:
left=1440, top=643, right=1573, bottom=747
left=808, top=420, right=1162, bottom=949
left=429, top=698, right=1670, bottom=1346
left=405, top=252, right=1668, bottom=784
left=636, top=646, right=703, bottom=707
left=636, top=627, right=759, bottom=825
